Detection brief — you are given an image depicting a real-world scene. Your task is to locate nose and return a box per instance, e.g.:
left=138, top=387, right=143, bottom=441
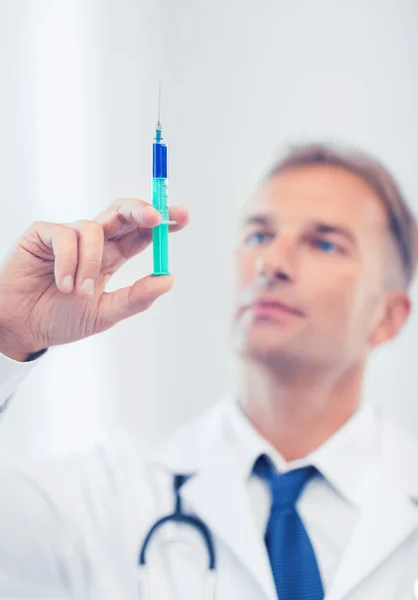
left=256, top=234, right=296, bottom=284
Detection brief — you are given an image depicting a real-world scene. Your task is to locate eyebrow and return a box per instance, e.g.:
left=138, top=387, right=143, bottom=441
left=313, top=222, right=357, bottom=245
left=242, top=214, right=358, bottom=246
left=242, top=214, right=273, bottom=227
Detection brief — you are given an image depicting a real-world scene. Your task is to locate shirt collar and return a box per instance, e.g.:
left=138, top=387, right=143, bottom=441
left=224, top=397, right=378, bottom=508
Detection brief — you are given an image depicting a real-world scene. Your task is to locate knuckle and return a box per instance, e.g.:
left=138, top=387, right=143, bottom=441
left=78, top=219, right=91, bottom=228
left=119, top=198, right=149, bottom=211
left=26, top=220, right=47, bottom=234
left=79, top=220, right=104, bottom=238
left=88, top=220, right=104, bottom=237
left=139, top=200, right=152, bottom=211
left=61, top=224, right=78, bottom=238
left=59, top=222, right=80, bottom=238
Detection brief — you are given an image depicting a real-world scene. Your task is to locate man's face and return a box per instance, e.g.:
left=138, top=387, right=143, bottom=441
left=231, top=165, right=407, bottom=369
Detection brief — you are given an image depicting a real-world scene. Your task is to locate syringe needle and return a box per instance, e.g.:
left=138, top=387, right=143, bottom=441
left=157, top=82, right=162, bottom=128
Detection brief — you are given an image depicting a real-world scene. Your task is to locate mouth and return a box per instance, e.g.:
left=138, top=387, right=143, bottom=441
left=242, top=299, right=305, bottom=320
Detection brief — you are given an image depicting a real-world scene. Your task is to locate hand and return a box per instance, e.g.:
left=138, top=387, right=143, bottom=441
left=0, top=198, right=189, bottom=361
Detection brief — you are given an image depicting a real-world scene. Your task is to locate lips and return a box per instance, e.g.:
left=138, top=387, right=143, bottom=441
left=244, top=299, right=305, bottom=318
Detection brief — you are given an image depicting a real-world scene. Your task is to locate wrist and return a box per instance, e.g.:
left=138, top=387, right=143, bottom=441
left=23, top=348, right=48, bottom=362
left=0, top=327, right=44, bottom=363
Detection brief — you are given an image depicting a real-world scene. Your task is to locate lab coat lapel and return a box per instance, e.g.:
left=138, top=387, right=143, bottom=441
left=181, top=446, right=277, bottom=600
left=154, top=401, right=277, bottom=600
left=327, top=450, right=418, bottom=600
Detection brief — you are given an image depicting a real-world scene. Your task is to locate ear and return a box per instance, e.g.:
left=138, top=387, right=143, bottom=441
left=369, top=291, right=411, bottom=347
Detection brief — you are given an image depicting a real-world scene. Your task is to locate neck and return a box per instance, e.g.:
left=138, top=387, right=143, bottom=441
left=237, top=359, right=365, bottom=462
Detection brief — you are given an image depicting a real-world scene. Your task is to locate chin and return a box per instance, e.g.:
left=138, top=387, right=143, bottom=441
left=233, top=328, right=298, bottom=362
left=231, top=316, right=309, bottom=363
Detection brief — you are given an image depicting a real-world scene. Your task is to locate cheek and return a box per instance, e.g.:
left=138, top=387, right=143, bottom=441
left=303, top=264, right=362, bottom=318
left=311, top=275, right=380, bottom=341
left=233, top=252, right=256, bottom=289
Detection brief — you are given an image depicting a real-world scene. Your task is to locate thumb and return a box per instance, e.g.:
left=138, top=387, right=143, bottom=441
left=95, top=275, right=174, bottom=332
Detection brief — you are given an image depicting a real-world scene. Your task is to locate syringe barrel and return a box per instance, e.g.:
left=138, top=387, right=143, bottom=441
left=152, top=176, right=169, bottom=275
left=152, top=132, right=169, bottom=275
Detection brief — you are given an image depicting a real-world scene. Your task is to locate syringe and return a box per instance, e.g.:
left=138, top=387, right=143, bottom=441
left=152, top=85, right=173, bottom=276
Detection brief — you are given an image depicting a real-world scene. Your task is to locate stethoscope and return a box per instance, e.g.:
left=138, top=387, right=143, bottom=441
left=138, top=474, right=217, bottom=599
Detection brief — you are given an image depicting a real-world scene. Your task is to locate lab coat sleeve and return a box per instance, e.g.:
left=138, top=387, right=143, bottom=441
left=0, top=465, right=86, bottom=598
left=0, top=436, right=131, bottom=599
left=0, top=425, right=154, bottom=598
left=0, top=350, right=87, bottom=597
left=0, top=350, right=155, bottom=598
left=0, top=349, right=47, bottom=413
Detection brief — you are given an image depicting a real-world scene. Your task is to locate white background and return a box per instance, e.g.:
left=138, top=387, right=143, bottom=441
left=0, top=0, right=418, bottom=458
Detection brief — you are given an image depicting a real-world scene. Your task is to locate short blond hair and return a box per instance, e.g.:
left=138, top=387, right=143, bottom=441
left=263, top=143, right=418, bottom=288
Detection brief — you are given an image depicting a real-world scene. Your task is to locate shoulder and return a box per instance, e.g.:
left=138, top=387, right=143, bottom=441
left=0, top=428, right=151, bottom=515
left=0, top=398, right=231, bottom=517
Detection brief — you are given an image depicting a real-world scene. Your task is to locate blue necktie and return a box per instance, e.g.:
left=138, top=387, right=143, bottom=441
left=254, top=455, right=324, bottom=600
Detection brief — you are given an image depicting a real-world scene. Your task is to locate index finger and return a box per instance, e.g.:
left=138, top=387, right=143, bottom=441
left=95, top=199, right=163, bottom=240
left=95, top=198, right=188, bottom=240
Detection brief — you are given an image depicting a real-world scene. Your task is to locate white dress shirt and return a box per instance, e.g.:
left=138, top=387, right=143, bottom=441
left=223, top=399, right=379, bottom=592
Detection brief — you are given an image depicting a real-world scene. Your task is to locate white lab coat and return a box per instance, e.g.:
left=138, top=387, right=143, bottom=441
left=0, top=364, right=418, bottom=599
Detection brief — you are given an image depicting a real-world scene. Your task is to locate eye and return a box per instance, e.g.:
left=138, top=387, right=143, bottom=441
left=246, top=231, right=274, bottom=245
left=311, top=238, right=340, bottom=253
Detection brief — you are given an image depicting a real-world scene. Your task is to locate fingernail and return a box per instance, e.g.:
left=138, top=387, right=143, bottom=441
left=80, top=278, right=95, bottom=297
left=62, top=275, right=74, bottom=292
left=131, top=205, right=144, bottom=222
